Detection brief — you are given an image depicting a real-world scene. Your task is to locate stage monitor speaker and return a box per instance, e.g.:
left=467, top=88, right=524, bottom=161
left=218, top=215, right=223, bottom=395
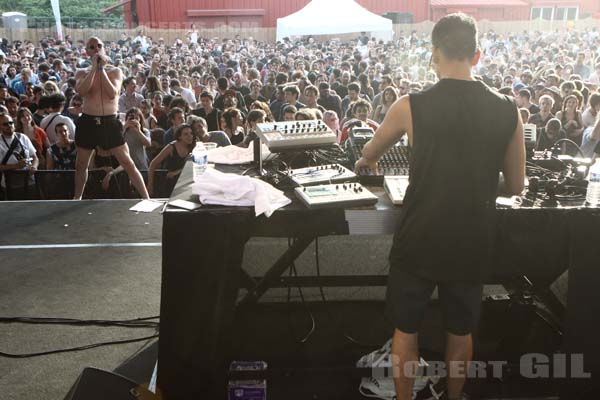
left=64, top=367, right=157, bottom=400
left=382, top=12, right=413, bottom=24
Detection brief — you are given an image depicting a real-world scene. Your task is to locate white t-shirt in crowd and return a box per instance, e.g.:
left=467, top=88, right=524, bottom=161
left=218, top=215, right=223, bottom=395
left=40, top=112, right=76, bottom=144
left=582, top=108, right=598, bottom=129
left=0, top=133, right=36, bottom=187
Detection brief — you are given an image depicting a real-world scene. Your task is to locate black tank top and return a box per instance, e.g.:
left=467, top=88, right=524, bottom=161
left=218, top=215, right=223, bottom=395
left=162, top=142, right=190, bottom=171
left=389, top=79, right=518, bottom=283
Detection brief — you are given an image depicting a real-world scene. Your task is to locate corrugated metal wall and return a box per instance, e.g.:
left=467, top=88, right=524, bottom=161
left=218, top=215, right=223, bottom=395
left=133, top=0, right=431, bottom=28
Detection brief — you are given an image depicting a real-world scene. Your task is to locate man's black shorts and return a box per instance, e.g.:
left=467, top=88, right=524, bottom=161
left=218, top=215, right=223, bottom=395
left=75, top=114, right=124, bottom=150
left=386, top=266, right=483, bottom=335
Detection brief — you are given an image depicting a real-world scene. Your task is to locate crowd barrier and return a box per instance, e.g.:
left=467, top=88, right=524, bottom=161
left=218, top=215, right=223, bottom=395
left=0, top=169, right=172, bottom=201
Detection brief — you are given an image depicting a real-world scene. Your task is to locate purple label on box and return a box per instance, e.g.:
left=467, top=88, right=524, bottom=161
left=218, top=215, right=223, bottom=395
left=228, top=386, right=266, bottom=400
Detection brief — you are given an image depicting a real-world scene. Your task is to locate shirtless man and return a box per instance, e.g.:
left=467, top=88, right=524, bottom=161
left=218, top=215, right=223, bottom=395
left=73, top=37, right=149, bottom=200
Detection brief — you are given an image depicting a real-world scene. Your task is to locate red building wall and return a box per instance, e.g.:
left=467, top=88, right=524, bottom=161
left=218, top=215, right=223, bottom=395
left=129, top=0, right=599, bottom=29
left=432, top=6, right=530, bottom=21
left=132, top=0, right=430, bottom=28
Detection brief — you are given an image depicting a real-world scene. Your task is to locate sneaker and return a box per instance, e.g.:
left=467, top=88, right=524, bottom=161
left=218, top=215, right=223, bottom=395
left=359, top=376, right=396, bottom=400
left=357, top=340, right=441, bottom=400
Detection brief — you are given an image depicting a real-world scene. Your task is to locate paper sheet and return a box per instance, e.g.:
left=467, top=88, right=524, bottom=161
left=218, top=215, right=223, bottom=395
left=129, top=200, right=164, bottom=213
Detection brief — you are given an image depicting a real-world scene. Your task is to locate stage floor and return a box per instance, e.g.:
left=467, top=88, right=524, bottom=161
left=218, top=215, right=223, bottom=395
left=0, top=200, right=163, bottom=400
left=0, top=199, right=564, bottom=399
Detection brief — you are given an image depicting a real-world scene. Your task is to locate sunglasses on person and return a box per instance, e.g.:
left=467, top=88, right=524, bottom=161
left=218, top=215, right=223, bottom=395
left=87, top=43, right=103, bottom=50
left=1, top=121, right=14, bottom=126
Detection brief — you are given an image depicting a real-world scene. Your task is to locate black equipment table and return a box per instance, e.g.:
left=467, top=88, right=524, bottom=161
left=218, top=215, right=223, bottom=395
left=158, top=162, right=600, bottom=399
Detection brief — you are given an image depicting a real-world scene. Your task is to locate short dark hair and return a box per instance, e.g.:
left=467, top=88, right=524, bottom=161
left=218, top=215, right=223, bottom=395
left=589, top=93, right=600, bottom=109
left=123, top=76, right=135, bottom=86
left=275, top=73, right=288, bottom=85
left=282, top=104, right=298, bottom=115
left=168, top=107, right=184, bottom=121
left=38, top=95, right=51, bottom=109
left=54, top=122, right=67, bottom=133
left=518, top=89, right=531, bottom=100
left=351, top=98, right=372, bottom=115
left=348, top=82, right=361, bottom=93
left=200, top=91, right=214, bottom=101
left=174, top=123, right=193, bottom=140
left=304, top=85, right=319, bottom=96
left=47, top=92, right=66, bottom=108
left=431, top=13, right=478, bottom=61
left=560, top=81, right=575, bottom=91
left=5, top=96, right=19, bottom=105
left=170, top=97, right=188, bottom=112
left=283, top=84, right=300, bottom=98
left=247, top=109, right=266, bottom=124
left=217, top=77, right=229, bottom=90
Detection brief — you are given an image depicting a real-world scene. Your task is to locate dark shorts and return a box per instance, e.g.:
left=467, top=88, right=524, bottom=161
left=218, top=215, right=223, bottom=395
left=386, top=267, right=483, bottom=335
left=75, top=114, right=124, bottom=150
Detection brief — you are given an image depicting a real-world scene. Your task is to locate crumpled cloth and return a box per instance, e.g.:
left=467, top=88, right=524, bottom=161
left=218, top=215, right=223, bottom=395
left=207, top=144, right=271, bottom=165
left=192, top=168, right=291, bottom=217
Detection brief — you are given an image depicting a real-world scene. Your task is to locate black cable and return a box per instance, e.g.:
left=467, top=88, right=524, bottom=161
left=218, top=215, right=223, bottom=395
left=0, top=316, right=159, bottom=329
left=0, top=333, right=159, bottom=358
left=313, top=237, right=382, bottom=347
left=550, top=138, right=584, bottom=158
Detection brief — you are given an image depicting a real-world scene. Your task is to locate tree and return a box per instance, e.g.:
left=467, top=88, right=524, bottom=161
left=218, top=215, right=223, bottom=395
left=0, top=0, right=123, bottom=23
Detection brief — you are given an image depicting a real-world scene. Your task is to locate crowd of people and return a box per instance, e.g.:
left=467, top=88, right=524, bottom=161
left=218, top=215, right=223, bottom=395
left=0, top=26, right=599, bottom=199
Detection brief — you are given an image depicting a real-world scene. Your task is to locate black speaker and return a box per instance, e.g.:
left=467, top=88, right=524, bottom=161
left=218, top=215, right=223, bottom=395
left=64, top=367, right=156, bottom=400
left=382, top=12, right=414, bottom=24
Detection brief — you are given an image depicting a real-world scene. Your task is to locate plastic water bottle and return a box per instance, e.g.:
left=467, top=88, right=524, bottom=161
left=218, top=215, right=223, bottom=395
left=586, top=159, right=600, bottom=206
left=192, top=142, right=208, bottom=181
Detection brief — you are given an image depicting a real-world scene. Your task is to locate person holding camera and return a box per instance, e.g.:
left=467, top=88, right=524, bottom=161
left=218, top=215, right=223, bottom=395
left=72, top=37, right=149, bottom=200
left=0, top=112, right=39, bottom=198
left=101, top=107, right=152, bottom=191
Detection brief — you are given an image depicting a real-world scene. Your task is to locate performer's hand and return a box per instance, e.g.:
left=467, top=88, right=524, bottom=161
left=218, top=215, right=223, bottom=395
left=96, top=55, right=108, bottom=68
left=91, top=55, right=99, bottom=69
left=354, top=157, right=378, bottom=175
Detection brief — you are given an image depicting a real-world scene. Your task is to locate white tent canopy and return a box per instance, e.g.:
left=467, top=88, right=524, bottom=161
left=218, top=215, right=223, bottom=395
left=276, top=0, right=393, bottom=42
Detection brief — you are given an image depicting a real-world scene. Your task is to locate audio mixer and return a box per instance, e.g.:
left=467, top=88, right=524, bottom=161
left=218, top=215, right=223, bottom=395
left=256, top=120, right=336, bottom=151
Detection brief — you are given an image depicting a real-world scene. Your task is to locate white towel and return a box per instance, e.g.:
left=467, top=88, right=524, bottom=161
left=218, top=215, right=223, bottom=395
left=207, top=144, right=271, bottom=165
left=192, top=169, right=291, bottom=217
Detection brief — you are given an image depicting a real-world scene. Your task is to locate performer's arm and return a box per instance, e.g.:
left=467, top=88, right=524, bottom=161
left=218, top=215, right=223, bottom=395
left=499, top=111, right=526, bottom=195
left=355, top=95, right=411, bottom=172
left=147, top=144, right=172, bottom=197
left=75, top=68, right=96, bottom=97
left=98, top=65, right=122, bottom=100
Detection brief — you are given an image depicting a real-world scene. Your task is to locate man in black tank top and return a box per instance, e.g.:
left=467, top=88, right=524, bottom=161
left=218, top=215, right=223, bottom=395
left=355, top=14, right=525, bottom=400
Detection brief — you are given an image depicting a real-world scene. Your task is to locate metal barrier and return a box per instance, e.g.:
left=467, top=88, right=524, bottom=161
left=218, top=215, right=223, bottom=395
left=0, top=169, right=172, bottom=201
